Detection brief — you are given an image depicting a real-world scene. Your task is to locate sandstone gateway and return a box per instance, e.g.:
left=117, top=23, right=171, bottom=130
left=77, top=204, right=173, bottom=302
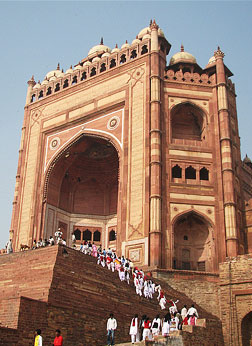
left=3, top=21, right=252, bottom=345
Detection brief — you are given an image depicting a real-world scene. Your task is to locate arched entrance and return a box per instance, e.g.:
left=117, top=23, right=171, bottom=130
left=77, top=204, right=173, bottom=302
left=44, top=135, right=119, bottom=246
left=173, top=211, right=215, bottom=272
left=242, top=311, right=252, bottom=346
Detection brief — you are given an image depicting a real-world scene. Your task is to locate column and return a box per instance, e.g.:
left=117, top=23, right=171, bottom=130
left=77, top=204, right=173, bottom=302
left=149, top=20, right=162, bottom=267
left=215, top=47, right=238, bottom=257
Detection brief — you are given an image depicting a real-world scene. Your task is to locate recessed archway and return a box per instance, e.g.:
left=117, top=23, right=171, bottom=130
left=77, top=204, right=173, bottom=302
left=241, top=311, right=252, bottom=346
left=44, top=135, right=119, bottom=244
left=173, top=211, right=215, bottom=272
left=171, top=102, right=205, bottom=141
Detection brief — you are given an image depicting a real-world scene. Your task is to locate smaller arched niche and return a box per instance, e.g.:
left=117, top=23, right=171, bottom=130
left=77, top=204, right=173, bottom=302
left=173, top=211, right=214, bottom=272
left=171, top=102, right=206, bottom=142
left=242, top=311, right=252, bottom=346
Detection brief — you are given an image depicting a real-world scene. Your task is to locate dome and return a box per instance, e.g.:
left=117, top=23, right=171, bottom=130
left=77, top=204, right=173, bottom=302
left=138, top=27, right=150, bottom=39
left=101, top=52, right=111, bottom=58
left=138, top=25, right=165, bottom=39
left=65, top=66, right=73, bottom=74
left=121, top=40, right=130, bottom=49
left=131, top=37, right=141, bottom=45
left=169, top=45, right=197, bottom=65
left=207, top=56, right=216, bottom=66
left=88, top=38, right=111, bottom=56
left=33, top=81, right=41, bottom=89
left=41, top=79, right=49, bottom=86
left=111, top=44, right=120, bottom=53
left=92, top=57, right=101, bottom=63
left=74, top=63, right=82, bottom=70
left=45, top=64, right=63, bottom=80
left=142, top=34, right=151, bottom=40
left=83, top=61, right=91, bottom=67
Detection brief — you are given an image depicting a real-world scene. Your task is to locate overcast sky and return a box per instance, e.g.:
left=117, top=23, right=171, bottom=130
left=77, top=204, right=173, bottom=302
left=0, top=1, right=251, bottom=249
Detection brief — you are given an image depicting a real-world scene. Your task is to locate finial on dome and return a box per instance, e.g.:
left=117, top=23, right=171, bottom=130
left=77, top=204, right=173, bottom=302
left=27, top=75, right=36, bottom=86
left=57, top=63, right=60, bottom=70
left=181, top=44, right=184, bottom=52
left=70, top=65, right=72, bottom=69
left=136, top=35, right=138, bottom=39
left=149, top=19, right=153, bottom=26
left=126, top=40, right=128, bottom=43
left=61, top=68, right=64, bottom=73
left=38, top=80, right=41, bottom=84
left=214, top=45, right=225, bottom=59
left=115, top=43, right=118, bottom=48
left=150, top=18, right=159, bottom=30
left=100, top=37, right=104, bottom=45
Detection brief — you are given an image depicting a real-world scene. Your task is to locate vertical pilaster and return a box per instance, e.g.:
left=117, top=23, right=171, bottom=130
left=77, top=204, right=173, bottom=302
left=10, top=77, right=35, bottom=249
left=149, top=20, right=162, bottom=267
left=215, top=47, right=238, bottom=257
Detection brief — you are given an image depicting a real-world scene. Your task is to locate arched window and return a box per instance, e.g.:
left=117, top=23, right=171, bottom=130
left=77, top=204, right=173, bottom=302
left=83, top=229, right=92, bottom=241
left=93, top=230, right=101, bottom=242
left=38, top=90, right=43, bottom=99
left=120, top=54, right=126, bottom=64
left=46, top=87, right=52, bottom=96
left=100, top=63, right=106, bottom=73
left=171, top=103, right=204, bottom=141
left=110, top=59, right=116, bottom=68
left=130, top=50, right=137, bottom=59
left=185, top=166, right=196, bottom=180
left=72, top=76, right=77, bottom=85
left=90, top=67, right=96, bottom=77
left=172, top=165, right=182, bottom=178
left=55, top=83, right=60, bottom=92
left=109, top=229, right=116, bottom=241
left=141, top=45, right=148, bottom=55
left=31, top=94, right=36, bottom=102
left=81, top=72, right=87, bottom=81
left=74, top=229, right=81, bottom=241
left=63, top=79, right=69, bottom=88
left=200, top=167, right=209, bottom=181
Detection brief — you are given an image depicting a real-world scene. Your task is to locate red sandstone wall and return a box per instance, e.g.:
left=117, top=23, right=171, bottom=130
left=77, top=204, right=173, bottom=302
left=153, top=269, right=220, bottom=318
left=219, top=254, right=252, bottom=346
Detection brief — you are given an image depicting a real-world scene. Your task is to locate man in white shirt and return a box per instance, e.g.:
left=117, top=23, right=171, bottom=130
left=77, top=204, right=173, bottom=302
left=181, top=305, right=187, bottom=320
left=187, top=304, right=199, bottom=318
left=107, top=313, right=117, bottom=346
left=6, top=239, right=13, bottom=254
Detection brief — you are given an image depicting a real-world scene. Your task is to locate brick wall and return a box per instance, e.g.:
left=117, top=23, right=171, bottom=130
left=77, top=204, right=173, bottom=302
left=219, top=254, right=252, bottom=346
left=152, top=269, right=220, bottom=318
left=0, top=246, right=223, bottom=345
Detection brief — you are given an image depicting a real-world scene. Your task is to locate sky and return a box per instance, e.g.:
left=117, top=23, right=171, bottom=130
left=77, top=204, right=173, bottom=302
left=0, top=1, right=251, bottom=249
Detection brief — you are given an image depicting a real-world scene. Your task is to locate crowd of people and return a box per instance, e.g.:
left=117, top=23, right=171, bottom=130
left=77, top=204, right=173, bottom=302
left=106, top=304, right=199, bottom=345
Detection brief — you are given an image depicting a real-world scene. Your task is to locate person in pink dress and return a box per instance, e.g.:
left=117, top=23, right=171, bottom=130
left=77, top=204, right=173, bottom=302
left=92, top=242, right=97, bottom=257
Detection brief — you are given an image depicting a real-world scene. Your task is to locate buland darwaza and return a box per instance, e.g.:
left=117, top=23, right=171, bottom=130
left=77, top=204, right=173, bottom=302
left=10, top=20, right=252, bottom=274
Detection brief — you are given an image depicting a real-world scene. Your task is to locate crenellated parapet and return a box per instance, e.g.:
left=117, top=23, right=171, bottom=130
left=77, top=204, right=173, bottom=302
left=29, top=37, right=153, bottom=104
left=164, top=69, right=215, bottom=85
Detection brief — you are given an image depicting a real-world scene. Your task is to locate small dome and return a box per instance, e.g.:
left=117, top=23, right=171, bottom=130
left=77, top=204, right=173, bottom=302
left=138, top=25, right=165, bottom=39
left=244, top=155, right=252, bottom=168
left=101, top=52, right=111, bottom=58
left=45, top=63, right=63, bottom=80
left=207, top=56, right=216, bottom=65
left=92, top=57, right=101, bottom=63
left=121, top=40, right=130, bottom=49
left=142, top=34, right=151, bottom=40
left=111, top=44, right=120, bottom=53
left=88, top=38, right=111, bottom=56
left=158, top=28, right=165, bottom=37
left=65, top=66, right=73, bottom=74
left=33, top=81, right=41, bottom=89
left=49, top=75, right=57, bottom=81
left=74, top=63, right=82, bottom=70
left=83, top=61, right=91, bottom=67
left=41, top=79, right=49, bottom=86
left=138, top=27, right=150, bottom=39
left=169, top=45, right=197, bottom=65
left=131, top=37, right=141, bottom=45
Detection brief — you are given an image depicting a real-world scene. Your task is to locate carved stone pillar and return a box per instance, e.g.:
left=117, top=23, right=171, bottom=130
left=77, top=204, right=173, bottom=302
left=215, top=47, right=238, bottom=257
left=149, top=20, right=162, bottom=267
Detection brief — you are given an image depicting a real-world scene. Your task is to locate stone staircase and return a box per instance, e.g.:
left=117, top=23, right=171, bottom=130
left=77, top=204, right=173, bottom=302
left=0, top=245, right=223, bottom=345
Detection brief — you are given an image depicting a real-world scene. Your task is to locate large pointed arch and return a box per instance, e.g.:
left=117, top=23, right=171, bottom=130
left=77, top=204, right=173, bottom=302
left=172, top=210, right=215, bottom=272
